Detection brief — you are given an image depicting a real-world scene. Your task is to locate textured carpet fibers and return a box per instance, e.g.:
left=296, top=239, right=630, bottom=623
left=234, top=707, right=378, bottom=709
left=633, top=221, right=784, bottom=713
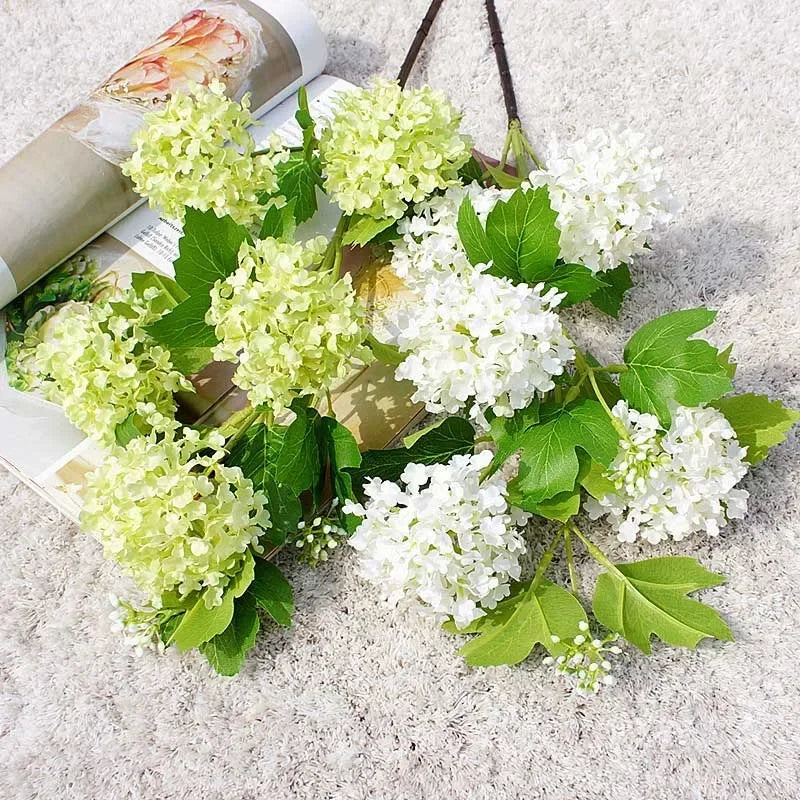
left=1, top=1, right=799, bottom=798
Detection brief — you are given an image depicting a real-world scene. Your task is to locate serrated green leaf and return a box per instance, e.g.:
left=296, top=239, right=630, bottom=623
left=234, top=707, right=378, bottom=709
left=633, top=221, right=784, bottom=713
left=457, top=195, right=493, bottom=267
left=173, top=208, right=250, bottom=296
left=403, top=419, right=445, bottom=448
left=275, top=153, right=320, bottom=223
left=343, top=215, right=396, bottom=247
left=589, top=263, right=633, bottom=317
left=620, top=308, right=733, bottom=425
left=130, top=271, right=188, bottom=313
left=716, top=343, right=737, bottom=379
left=250, top=559, right=293, bottom=627
left=543, top=263, right=608, bottom=307
left=365, top=333, right=406, bottom=366
left=200, top=592, right=260, bottom=676
left=319, top=416, right=362, bottom=516
left=349, top=416, right=474, bottom=489
left=259, top=198, right=296, bottom=240
left=580, top=460, right=617, bottom=500
left=510, top=399, right=620, bottom=504
left=145, top=293, right=218, bottom=375
left=593, top=555, right=732, bottom=653
left=456, top=579, right=588, bottom=666
left=713, top=393, right=800, bottom=463
left=484, top=187, right=560, bottom=283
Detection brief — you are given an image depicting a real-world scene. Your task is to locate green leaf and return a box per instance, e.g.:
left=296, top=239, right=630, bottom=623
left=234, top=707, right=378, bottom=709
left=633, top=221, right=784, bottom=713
left=295, top=85, right=318, bottom=158
left=250, top=559, right=294, bottom=627
left=510, top=399, right=620, bottom=504
left=487, top=400, right=540, bottom=468
left=403, top=419, right=445, bottom=448
left=275, top=153, right=320, bottom=224
left=457, top=155, right=485, bottom=184
left=145, top=294, right=218, bottom=375
left=261, top=480, right=302, bottom=546
left=230, top=549, right=256, bottom=598
left=484, top=187, right=560, bottom=283
left=456, top=195, right=493, bottom=267
left=169, top=588, right=235, bottom=652
left=259, top=198, right=296, bottom=240
left=593, top=556, right=732, bottom=654
left=366, top=334, right=406, bottom=366
left=343, top=215, right=397, bottom=247
left=320, top=416, right=362, bottom=512
left=114, top=411, right=150, bottom=447
left=543, top=263, right=608, bottom=307
left=716, top=343, right=737, bottom=379
left=589, top=263, right=633, bottom=317
left=456, top=579, right=588, bottom=666
left=483, top=164, right=526, bottom=190
left=130, top=271, right=188, bottom=313
left=350, top=416, right=474, bottom=488
left=173, top=208, right=250, bottom=296
left=200, top=592, right=260, bottom=676
left=274, top=405, right=321, bottom=494
left=580, top=460, right=617, bottom=500
left=620, top=308, right=734, bottom=425
left=713, top=393, right=800, bottom=464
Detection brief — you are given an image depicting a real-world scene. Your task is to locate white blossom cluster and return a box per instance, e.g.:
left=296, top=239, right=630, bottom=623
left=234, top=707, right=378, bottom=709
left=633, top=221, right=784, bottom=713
left=528, top=127, right=681, bottom=273
left=544, top=622, right=622, bottom=695
left=108, top=594, right=169, bottom=656
left=379, top=267, right=574, bottom=430
left=391, top=182, right=512, bottom=284
left=585, top=401, right=749, bottom=544
left=344, top=450, right=529, bottom=630
left=82, top=427, right=270, bottom=607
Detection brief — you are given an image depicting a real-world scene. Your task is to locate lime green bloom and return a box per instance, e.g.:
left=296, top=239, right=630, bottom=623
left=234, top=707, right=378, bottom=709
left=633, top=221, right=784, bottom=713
left=33, top=288, right=192, bottom=446
left=121, top=79, right=288, bottom=226
left=319, top=79, right=472, bottom=220
left=206, top=237, right=371, bottom=415
left=83, top=428, right=270, bottom=608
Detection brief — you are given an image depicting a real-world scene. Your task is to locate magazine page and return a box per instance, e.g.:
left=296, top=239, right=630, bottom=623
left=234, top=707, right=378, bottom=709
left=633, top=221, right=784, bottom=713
left=0, top=75, right=425, bottom=523
left=0, top=0, right=327, bottom=309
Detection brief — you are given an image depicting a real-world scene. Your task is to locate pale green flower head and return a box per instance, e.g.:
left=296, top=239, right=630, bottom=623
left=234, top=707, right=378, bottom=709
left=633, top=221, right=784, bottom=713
left=33, top=287, right=193, bottom=446
left=206, top=236, right=372, bottom=415
left=83, top=428, right=270, bottom=608
left=121, top=79, right=289, bottom=226
left=319, top=78, right=472, bottom=220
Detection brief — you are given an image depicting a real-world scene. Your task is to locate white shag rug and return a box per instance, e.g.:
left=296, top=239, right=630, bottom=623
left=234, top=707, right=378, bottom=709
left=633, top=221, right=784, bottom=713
left=1, top=1, right=799, bottom=798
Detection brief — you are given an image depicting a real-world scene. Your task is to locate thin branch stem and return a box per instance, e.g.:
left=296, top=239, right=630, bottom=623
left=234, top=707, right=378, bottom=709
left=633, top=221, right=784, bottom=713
left=531, top=529, right=565, bottom=592
left=564, top=529, right=580, bottom=596
left=397, top=0, right=446, bottom=88
left=485, top=0, right=518, bottom=124
left=570, top=524, right=621, bottom=577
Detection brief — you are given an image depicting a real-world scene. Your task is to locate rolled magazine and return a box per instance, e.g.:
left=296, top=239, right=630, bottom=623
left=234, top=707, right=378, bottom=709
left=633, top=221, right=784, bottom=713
left=0, top=7, right=424, bottom=521
left=0, top=0, right=326, bottom=308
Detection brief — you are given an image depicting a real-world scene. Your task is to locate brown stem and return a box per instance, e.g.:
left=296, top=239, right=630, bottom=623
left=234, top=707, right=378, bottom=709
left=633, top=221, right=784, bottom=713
left=397, top=0, right=446, bottom=88
left=485, top=0, right=518, bottom=125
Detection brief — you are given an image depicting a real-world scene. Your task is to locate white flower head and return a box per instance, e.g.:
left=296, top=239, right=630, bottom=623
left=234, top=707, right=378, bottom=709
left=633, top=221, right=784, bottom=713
left=379, top=267, right=574, bottom=430
left=345, top=450, right=529, bottom=630
left=585, top=401, right=749, bottom=544
left=391, top=182, right=513, bottom=284
left=528, top=127, right=681, bottom=272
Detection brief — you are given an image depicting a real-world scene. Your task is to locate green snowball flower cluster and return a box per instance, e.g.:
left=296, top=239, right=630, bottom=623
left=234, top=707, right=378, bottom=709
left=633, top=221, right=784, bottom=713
left=121, top=79, right=289, bottom=226
left=206, top=236, right=372, bottom=415
left=82, top=427, right=270, bottom=608
left=319, top=78, right=472, bottom=220
left=33, top=288, right=193, bottom=446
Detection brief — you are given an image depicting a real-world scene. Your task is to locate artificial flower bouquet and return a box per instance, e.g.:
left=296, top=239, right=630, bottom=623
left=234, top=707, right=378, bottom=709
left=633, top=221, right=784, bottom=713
left=10, top=3, right=797, bottom=694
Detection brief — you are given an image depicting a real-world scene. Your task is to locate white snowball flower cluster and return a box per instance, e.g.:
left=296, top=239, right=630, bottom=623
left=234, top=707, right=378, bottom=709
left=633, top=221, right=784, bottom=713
left=391, top=182, right=512, bottom=284
left=206, top=236, right=371, bottom=415
left=82, top=427, right=270, bottom=608
left=585, top=401, right=749, bottom=544
left=528, top=127, right=681, bottom=273
left=344, top=450, right=529, bottom=630
left=33, top=288, right=193, bottom=446
left=379, top=267, right=574, bottom=430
